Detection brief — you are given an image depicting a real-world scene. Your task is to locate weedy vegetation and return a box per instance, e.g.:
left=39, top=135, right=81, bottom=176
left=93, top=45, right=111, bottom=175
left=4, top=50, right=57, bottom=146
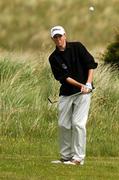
left=0, top=0, right=118, bottom=51
left=0, top=0, right=119, bottom=179
left=0, top=52, right=119, bottom=179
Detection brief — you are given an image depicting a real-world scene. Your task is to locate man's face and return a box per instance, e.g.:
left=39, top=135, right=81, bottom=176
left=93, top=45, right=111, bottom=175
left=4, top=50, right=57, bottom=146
left=52, top=34, right=66, bottom=50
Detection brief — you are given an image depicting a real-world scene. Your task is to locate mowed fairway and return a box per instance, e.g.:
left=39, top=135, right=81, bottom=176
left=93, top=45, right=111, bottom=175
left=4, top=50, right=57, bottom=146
left=0, top=138, right=119, bottom=180
left=0, top=155, right=119, bottom=180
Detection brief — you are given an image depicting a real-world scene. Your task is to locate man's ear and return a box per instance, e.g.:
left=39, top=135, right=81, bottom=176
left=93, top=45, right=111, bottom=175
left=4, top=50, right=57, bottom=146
left=51, top=37, right=55, bottom=42
left=64, top=33, right=66, bottom=39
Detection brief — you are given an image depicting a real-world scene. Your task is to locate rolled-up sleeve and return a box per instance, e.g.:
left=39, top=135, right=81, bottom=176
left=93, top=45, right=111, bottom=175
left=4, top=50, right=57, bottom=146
left=78, top=42, right=98, bottom=69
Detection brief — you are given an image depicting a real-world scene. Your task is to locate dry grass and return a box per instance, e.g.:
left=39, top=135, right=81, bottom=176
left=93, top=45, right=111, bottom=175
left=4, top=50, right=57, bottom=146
left=0, top=0, right=118, bottom=52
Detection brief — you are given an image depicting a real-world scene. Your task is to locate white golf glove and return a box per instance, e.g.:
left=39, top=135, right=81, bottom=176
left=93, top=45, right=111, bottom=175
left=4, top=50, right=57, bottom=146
left=85, top=82, right=92, bottom=90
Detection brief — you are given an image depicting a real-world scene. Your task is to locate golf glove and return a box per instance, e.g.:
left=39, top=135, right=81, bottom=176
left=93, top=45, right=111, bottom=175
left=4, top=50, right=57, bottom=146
left=85, top=82, right=92, bottom=90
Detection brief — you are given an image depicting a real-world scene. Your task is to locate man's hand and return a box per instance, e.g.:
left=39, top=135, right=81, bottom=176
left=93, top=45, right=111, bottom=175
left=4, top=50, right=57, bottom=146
left=81, top=83, right=92, bottom=94
left=81, top=86, right=91, bottom=94
left=66, top=77, right=92, bottom=94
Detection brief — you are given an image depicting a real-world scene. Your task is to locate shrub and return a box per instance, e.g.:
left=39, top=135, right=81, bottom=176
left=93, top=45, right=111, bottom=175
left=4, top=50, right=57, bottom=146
left=103, top=31, right=119, bottom=68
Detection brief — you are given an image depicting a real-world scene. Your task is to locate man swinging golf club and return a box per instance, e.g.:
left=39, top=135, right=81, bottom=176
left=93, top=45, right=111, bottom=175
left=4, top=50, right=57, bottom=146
left=49, top=25, right=98, bottom=165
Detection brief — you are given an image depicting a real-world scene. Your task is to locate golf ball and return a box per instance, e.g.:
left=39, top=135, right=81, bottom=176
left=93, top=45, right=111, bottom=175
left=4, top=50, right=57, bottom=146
left=89, top=6, right=94, bottom=11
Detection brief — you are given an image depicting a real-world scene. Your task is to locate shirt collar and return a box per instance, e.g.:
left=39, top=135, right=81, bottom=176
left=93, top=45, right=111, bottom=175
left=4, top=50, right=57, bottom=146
left=55, top=42, right=70, bottom=52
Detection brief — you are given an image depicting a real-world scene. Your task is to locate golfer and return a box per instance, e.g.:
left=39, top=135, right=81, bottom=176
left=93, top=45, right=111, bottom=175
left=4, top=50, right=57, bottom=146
left=49, top=26, right=98, bottom=165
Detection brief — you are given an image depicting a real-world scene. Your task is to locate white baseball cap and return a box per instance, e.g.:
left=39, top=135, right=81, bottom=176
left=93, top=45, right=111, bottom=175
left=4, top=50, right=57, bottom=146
left=50, top=26, right=65, bottom=38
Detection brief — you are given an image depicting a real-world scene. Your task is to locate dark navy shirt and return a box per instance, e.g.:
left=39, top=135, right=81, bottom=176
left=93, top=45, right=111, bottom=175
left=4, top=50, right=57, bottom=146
left=49, top=42, right=98, bottom=96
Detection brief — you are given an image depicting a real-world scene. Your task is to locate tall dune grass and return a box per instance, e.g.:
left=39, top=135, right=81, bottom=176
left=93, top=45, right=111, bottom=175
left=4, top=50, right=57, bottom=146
left=0, top=52, right=58, bottom=138
left=87, top=64, right=119, bottom=156
left=0, top=0, right=118, bottom=51
left=0, top=52, right=119, bottom=156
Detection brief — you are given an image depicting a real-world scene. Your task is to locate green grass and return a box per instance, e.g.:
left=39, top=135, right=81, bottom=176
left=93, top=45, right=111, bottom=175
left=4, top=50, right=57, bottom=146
left=0, top=0, right=119, bottom=178
left=0, top=138, right=119, bottom=180
left=0, top=53, right=119, bottom=156
left=0, top=52, right=119, bottom=179
left=1, top=156, right=119, bottom=180
left=0, top=53, right=58, bottom=138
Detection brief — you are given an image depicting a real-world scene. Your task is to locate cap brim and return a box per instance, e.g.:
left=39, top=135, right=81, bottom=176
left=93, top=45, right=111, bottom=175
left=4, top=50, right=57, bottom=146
left=51, top=30, right=64, bottom=38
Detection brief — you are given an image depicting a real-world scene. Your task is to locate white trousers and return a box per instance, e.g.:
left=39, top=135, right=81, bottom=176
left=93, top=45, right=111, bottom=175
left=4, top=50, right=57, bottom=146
left=58, top=93, right=91, bottom=161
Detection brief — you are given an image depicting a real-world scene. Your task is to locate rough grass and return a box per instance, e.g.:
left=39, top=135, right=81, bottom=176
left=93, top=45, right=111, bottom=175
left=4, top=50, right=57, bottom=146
left=0, top=1, right=119, bottom=178
left=0, top=52, right=119, bottom=157
left=0, top=52, right=119, bottom=179
left=0, top=52, right=58, bottom=138
left=0, top=0, right=118, bottom=51
left=87, top=64, right=119, bottom=156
